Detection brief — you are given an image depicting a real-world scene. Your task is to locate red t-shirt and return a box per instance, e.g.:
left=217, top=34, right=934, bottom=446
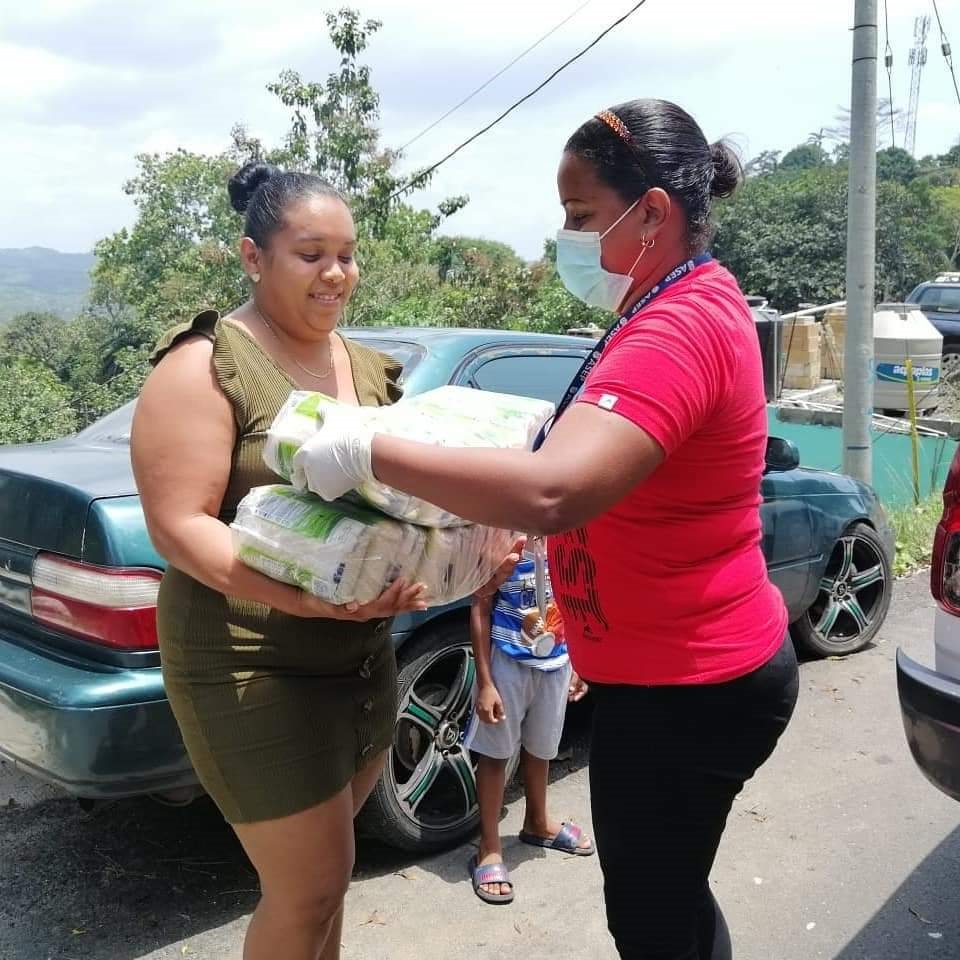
left=549, top=259, right=787, bottom=686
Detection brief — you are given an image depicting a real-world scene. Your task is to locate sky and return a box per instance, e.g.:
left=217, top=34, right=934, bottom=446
left=2, top=0, right=960, bottom=260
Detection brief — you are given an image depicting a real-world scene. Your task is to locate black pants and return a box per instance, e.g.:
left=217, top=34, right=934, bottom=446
left=588, top=636, right=799, bottom=960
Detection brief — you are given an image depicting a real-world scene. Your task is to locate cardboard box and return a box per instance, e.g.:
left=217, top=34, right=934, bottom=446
left=781, top=318, right=821, bottom=389
left=821, top=323, right=844, bottom=380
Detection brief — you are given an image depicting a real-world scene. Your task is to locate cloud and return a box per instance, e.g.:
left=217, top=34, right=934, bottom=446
left=4, top=0, right=222, bottom=70
left=1, top=0, right=959, bottom=260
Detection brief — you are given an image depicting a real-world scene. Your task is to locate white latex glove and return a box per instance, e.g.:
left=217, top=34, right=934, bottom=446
left=290, top=404, right=377, bottom=501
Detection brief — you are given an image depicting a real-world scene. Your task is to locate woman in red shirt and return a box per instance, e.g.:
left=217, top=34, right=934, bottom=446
left=304, top=99, right=799, bottom=959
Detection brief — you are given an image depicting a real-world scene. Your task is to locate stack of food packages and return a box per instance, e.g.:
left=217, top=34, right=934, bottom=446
left=232, top=386, right=554, bottom=606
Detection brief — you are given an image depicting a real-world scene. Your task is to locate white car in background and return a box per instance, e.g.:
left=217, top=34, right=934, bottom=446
left=897, top=451, right=960, bottom=802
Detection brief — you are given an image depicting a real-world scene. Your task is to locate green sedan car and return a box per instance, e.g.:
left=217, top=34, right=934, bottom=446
left=0, top=327, right=894, bottom=853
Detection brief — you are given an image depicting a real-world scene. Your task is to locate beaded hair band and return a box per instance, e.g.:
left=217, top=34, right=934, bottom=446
left=595, top=109, right=634, bottom=146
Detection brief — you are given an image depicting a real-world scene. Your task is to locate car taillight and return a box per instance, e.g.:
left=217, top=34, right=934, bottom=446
left=30, top=554, right=161, bottom=651
left=932, top=448, right=960, bottom=614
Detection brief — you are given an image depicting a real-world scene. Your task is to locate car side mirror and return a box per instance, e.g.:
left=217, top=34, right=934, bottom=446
left=765, top=437, right=800, bottom=473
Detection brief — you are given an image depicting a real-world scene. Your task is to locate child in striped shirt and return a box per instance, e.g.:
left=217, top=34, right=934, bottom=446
left=464, top=539, right=593, bottom=905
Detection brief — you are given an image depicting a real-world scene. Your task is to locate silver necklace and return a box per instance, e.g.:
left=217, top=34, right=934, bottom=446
left=253, top=303, right=333, bottom=379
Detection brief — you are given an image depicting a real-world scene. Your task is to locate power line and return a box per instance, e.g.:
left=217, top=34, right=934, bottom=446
left=398, top=0, right=597, bottom=153
left=883, top=0, right=896, bottom=148
left=931, top=0, right=960, bottom=108
left=387, top=0, right=652, bottom=205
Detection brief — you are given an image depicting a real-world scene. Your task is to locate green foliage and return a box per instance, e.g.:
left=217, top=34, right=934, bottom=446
left=92, top=148, right=246, bottom=342
left=875, top=178, right=952, bottom=301
left=780, top=143, right=829, bottom=171
left=432, top=236, right=523, bottom=282
left=0, top=312, right=70, bottom=373
left=890, top=495, right=941, bottom=577
left=876, top=147, right=919, bottom=186
left=0, top=4, right=596, bottom=447
left=745, top=150, right=781, bottom=178
left=932, top=185, right=960, bottom=266
left=715, top=163, right=951, bottom=310
left=8, top=9, right=960, bottom=450
left=508, top=270, right=607, bottom=334
left=0, top=359, right=77, bottom=445
left=938, top=143, right=960, bottom=168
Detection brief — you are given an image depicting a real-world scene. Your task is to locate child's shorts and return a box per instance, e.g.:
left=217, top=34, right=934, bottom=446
left=464, top=646, right=572, bottom=761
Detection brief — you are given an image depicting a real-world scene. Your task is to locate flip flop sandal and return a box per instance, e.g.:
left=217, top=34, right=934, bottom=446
left=469, top=855, right=514, bottom=905
left=519, top=821, right=595, bottom=856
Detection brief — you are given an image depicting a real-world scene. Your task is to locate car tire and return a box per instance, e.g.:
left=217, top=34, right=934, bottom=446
left=358, top=617, right=519, bottom=853
left=791, top=522, right=892, bottom=658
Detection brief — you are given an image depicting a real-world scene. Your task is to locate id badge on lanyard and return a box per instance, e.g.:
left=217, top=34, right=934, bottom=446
left=524, top=536, right=556, bottom=658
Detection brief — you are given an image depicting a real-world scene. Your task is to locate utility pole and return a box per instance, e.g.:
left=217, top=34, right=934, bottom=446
left=843, top=0, right=878, bottom=485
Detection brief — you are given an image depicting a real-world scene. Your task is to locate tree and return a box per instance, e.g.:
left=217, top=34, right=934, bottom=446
left=824, top=98, right=904, bottom=149
left=876, top=147, right=919, bottom=185
left=931, top=185, right=960, bottom=267
left=713, top=166, right=950, bottom=310
left=744, top=150, right=781, bottom=178
left=875, top=178, right=952, bottom=300
left=509, top=269, right=606, bottom=334
left=79, top=7, right=469, bottom=423
left=938, top=142, right=960, bottom=168
left=831, top=141, right=850, bottom=164
left=91, top=148, right=245, bottom=342
left=780, top=143, right=830, bottom=171
left=266, top=10, right=467, bottom=238
left=0, top=312, right=70, bottom=374
left=432, top=237, right=523, bottom=283
left=0, top=360, right=77, bottom=445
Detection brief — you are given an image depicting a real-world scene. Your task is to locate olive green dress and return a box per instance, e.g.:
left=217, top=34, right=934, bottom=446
left=151, top=311, right=403, bottom=824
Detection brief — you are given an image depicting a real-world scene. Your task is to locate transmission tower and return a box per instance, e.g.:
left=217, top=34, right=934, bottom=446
left=906, top=14, right=930, bottom=155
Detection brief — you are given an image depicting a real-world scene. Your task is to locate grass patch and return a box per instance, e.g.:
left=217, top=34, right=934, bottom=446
left=890, top=495, right=942, bottom=576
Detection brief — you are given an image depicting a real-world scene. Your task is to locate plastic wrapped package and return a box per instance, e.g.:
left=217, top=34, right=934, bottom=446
left=262, top=391, right=328, bottom=482
left=232, top=484, right=518, bottom=606
left=231, top=485, right=424, bottom=605
left=397, top=386, right=554, bottom=450
left=265, top=386, right=554, bottom=527
left=418, top=524, right=518, bottom=603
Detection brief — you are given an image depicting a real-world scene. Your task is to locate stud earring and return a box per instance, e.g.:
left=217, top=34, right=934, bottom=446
left=250, top=272, right=261, bottom=283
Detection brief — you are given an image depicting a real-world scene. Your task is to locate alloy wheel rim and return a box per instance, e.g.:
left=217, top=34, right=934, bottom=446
left=808, top=534, right=886, bottom=647
left=387, top=644, right=479, bottom=832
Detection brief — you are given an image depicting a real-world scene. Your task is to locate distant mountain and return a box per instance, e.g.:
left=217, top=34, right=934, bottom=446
left=0, top=247, right=95, bottom=325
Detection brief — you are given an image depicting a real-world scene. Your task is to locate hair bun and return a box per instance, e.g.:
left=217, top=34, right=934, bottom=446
left=228, top=161, right=281, bottom=214
left=709, top=140, right=742, bottom=199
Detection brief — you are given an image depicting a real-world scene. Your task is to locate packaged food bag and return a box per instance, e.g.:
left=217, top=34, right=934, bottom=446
left=398, top=386, right=554, bottom=451
left=262, top=391, right=330, bottom=482
left=232, top=485, right=424, bottom=605
left=417, top=524, right=517, bottom=604
left=232, top=485, right=518, bottom=606
left=266, top=386, right=554, bottom=527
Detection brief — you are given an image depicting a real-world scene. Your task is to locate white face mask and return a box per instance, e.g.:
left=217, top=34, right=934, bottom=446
left=555, top=198, right=647, bottom=311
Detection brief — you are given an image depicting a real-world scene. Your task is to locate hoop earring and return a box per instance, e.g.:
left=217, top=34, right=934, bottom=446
left=626, top=235, right=657, bottom=275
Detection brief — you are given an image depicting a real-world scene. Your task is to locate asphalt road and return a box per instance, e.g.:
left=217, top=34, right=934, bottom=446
left=1, top=572, right=957, bottom=960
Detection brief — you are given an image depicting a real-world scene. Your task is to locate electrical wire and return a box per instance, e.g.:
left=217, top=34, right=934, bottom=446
left=398, top=0, right=597, bottom=153
left=386, top=0, right=652, bottom=204
left=883, top=0, right=896, bottom=147
left=932, top=0, right=960, bottom=108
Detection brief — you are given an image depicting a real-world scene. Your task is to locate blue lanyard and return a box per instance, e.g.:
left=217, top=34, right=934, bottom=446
left=533, top=253, right=712, bottom=451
